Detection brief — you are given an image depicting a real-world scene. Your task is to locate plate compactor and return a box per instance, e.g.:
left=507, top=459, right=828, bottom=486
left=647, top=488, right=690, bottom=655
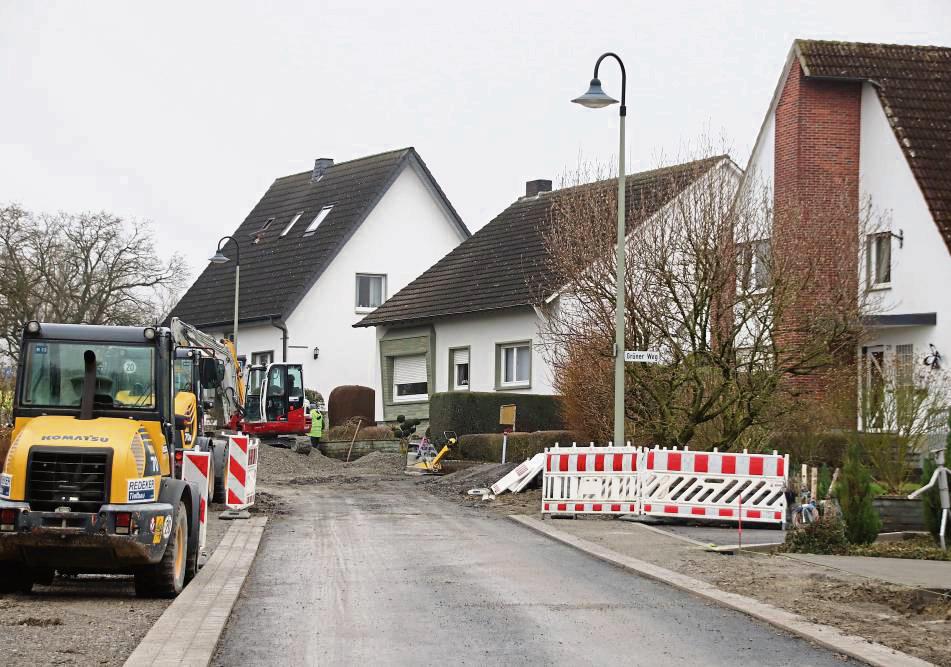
left=404, top=431, right=456, bottom=475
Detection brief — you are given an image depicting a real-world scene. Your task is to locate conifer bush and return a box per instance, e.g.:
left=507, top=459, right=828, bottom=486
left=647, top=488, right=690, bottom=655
left=836, top=441, right=882, bottom=545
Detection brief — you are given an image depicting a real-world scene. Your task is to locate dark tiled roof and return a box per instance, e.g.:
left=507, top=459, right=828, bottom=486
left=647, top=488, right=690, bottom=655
left=796, top=39, right=951, bottom=252
left=357, top=157, right=727, bottom=328
left=170, top=148, right=467, bottom=328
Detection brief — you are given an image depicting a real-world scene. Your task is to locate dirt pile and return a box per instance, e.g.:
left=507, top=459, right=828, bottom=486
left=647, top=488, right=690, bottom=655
left=258, top=442, right=405, bottom=486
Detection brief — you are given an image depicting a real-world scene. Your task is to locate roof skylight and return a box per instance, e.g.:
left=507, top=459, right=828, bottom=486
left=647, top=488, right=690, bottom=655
left=303, top=205, right=334, bottom=237
left=280, top=211, right=304, bottom=237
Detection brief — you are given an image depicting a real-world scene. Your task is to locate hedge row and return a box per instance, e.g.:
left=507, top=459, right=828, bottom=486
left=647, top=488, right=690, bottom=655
left=429, top=391, right=564, bottom=437
left=455, top=430, right=579, bottom=462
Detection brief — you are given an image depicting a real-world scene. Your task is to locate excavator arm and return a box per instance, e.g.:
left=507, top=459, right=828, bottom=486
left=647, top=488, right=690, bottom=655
left=170, top=318, right=245, bottom=426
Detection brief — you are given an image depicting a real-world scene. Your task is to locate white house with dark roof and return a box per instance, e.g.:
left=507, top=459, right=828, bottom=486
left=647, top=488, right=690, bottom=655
left=170, top=148, right=470, bottom=405
left=745, top=39, right=951, bottom=427
left=356, top=158, right=732, bottom=423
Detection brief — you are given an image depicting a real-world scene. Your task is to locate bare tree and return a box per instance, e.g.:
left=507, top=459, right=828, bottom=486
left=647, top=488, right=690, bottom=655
left=0, top=204, right=187, bottom=359
left=542, top=148, right=877, bottom=449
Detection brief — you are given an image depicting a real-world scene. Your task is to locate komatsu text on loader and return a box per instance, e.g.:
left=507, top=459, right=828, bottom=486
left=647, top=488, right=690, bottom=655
left=0, top=322, right=209, bottom=597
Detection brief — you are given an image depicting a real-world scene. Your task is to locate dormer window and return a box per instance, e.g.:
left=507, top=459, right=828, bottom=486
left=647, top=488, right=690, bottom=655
left=281, top=212, right=304, bottom=237
left=303, top=205, right=334, bottom=237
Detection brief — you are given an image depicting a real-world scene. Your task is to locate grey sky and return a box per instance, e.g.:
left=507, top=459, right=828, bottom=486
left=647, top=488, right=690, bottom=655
left=1, top=1, right=949, bottom=281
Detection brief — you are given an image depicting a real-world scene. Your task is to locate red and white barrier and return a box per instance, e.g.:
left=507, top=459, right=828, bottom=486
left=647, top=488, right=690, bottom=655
left=225, top=434, right=258, bottom=510
left=181, top=450, right=210, bottom=550
left=542, top=445, right=640, bottom=515
left=640, top=447, right=788, bottom=524
left=541, top=445, right=789, bottom=525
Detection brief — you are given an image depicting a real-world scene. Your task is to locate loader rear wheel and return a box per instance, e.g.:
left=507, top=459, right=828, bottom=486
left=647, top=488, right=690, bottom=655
left=0, top=562, right=34, bottom=594
left=134, top=502, right=188, bottom=598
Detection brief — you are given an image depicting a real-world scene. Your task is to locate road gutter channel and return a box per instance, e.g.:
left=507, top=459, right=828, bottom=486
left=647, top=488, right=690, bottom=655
left=125, top=516, right=268, bottom=667
left=509, top=515, right=933, bottom=667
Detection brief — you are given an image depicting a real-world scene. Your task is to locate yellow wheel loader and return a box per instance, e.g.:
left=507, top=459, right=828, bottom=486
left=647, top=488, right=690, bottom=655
left=0, top=322, right=206, bottom=598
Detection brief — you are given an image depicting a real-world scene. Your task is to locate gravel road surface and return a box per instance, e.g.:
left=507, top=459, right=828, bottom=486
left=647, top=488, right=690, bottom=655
left=214, top=482, right=854, bottom=666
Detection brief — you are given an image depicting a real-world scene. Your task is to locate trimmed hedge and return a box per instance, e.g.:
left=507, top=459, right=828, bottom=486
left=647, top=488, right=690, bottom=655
left=429, top=391, right=564, bottom=438
left=328, top=385, right=375, bottom=428
left=456, top=430, right=579, bottom=462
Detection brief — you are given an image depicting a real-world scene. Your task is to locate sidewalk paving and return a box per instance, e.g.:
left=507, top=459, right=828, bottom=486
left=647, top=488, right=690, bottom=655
left=783, top=553, right=951, bottom=590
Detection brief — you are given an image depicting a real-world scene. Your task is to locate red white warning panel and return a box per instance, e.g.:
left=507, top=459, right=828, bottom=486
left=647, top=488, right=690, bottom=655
left=225, top=434, right=258, bottom=510
left=181, top=450, right=210, bottom=550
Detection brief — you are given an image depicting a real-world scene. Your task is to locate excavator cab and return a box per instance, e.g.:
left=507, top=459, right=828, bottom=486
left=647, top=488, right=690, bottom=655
left=242, top=363, right=306, bottom=436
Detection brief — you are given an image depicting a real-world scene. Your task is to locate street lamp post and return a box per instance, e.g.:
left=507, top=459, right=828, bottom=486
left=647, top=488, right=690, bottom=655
left=209, top=236, right=241, bottom=353
left=572, top=52, right=627, bottom=448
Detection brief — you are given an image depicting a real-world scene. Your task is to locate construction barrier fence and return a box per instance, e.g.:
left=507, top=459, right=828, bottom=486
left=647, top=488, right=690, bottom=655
left=542, top=444, right=789, bottom=525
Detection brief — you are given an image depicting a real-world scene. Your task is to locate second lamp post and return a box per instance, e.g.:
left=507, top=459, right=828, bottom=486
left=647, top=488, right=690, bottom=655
left=572, top=51, right=627, bottom=448
left=209, top=235, right=241, bottom=353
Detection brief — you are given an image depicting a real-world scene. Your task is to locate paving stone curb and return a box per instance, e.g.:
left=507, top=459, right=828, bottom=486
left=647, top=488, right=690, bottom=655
left=124, top=516, right=268, bottom=667
left=509, top=515, right=933, bottom=667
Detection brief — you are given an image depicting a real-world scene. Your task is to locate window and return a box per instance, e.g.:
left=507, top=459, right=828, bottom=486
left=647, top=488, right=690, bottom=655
left=303, top=205, right=334, bottom=237
left=281, top=211, right=304, bottom=237
left=867, top=232, right=891, bottom=287
left=260, top=218, right=274, bottom=231
left=21, top=341, right=156, bottom=410
left=451, top=348, right=470, bottom=390
left=498, top=342, right=531, bottom=387
left=861, top=346, right=886, bottom=430
left=393, top=354, right=427, bottom=402
left=895, top=343, right=914, bottom=389
left=355, top=274, right=386, bottom=311
left=738, top=239, right=771, bottom=292
left=251, top=350, right=274, bottom=367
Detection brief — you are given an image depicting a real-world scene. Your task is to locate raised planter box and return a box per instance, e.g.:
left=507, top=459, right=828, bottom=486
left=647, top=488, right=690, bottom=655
left=319, top=439, right=401, bottom=460
left=872, top=496, right=925, bottom=533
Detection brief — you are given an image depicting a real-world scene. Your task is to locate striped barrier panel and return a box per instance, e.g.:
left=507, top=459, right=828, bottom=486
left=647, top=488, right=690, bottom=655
left=639, top=447, right=788, bottom=524
left=225, top=434, right=258, bottom=510
left=542, top=445, right=640, bottom=515
left=491, top=453, right=545, bottom=495
left=181, top=450, right=210, bottom=550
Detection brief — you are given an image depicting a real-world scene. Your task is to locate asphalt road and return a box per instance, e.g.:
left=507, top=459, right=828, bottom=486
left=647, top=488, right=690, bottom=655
left=214, top=484, right=852, bottom=666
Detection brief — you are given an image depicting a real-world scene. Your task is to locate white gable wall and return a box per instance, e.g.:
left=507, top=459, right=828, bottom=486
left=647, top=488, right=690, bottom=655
left=215, top=163, right=466, bottom=408
left=287, top=162, right=466, bottom=404
left=859, top=81, right=951, bottom=364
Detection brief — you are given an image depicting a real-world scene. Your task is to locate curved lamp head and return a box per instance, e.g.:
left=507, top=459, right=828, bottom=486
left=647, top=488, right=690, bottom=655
left=572, top=78, right=619, bottom=109
left=209, top=250, right=230, bottom=264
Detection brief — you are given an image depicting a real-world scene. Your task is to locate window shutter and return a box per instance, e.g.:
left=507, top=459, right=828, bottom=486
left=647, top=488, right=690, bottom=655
left=394, top=355, right=427, bottom=385
left=452, top=348, right=469, bottom=366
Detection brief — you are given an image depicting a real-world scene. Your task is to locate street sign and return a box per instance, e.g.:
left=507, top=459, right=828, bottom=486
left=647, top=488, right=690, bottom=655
left=624, top=350, right=660, bottom=363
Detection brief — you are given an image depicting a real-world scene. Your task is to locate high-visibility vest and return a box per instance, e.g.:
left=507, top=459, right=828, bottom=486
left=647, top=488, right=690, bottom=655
left=309, top=410, right=324, bottom=437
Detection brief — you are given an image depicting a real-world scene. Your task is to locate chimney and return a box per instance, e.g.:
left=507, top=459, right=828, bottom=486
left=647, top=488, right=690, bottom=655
left=524, top=179, right=552, bottom=198
left=312, top=158, right=334, bottom=183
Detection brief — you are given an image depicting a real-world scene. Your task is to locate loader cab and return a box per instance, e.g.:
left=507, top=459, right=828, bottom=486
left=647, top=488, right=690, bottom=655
left=12, top=321, right=175, bottom=477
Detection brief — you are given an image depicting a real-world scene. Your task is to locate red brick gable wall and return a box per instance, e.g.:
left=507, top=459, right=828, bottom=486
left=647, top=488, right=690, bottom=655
left=773, top=60, right=862, bottom=400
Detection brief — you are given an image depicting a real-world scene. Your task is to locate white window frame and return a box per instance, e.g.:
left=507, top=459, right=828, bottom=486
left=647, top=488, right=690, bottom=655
left=355, top=273, right=386, bottom=313
left=451, top=347, right=470, bottom=391
left=498, top=342, right=531, bottom=388
left=281, top=211, right=304, bottom=237
left=866, top=232, right=892, bottom=289
left=251, top=350, right=274, bottom=366
left=392, top=354, right=428, bottom=403
left=738, top=238, right=770, bottom=293
left=303, top=205, right=334, bottom=237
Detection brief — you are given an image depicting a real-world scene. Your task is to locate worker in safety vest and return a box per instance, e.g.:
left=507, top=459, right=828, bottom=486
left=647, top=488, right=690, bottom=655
left=309, top=407, right=324, bottom=446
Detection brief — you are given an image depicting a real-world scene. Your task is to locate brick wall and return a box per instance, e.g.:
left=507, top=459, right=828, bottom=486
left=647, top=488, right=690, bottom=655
left=773, top=61, right=862, bottom=400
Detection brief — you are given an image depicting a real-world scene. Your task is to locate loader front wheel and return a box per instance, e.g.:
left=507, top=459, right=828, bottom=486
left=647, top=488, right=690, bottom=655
left=0, top=562, right=34, bottom=594
left=134, top=502, right=188, bottom=598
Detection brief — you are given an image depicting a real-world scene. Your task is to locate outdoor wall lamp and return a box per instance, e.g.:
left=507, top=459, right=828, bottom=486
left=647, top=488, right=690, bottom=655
left=572, top=51, right=628, bottom=448
left=890, top=229, right=904, bottom=248
left=313, top=347, right=320, bottom=360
